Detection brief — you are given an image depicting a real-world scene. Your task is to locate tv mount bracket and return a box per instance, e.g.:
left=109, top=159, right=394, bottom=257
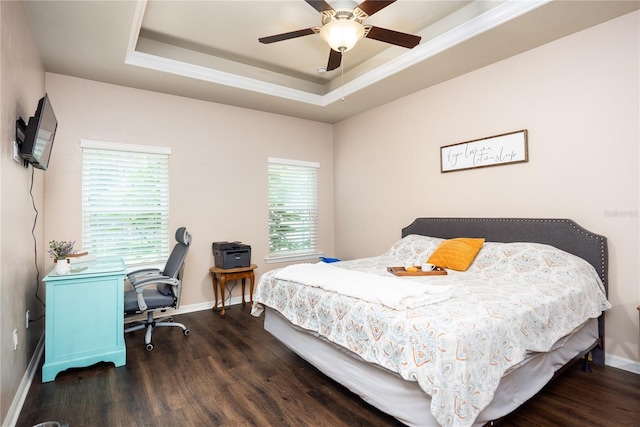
left=15, top=118, right=29, bottom=167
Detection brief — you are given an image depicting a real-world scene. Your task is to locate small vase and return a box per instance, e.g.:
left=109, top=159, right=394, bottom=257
left=55, top=258, right=70, bottom=274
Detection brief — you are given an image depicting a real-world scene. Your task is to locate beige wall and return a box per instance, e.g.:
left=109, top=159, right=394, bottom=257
left=42, top=74, right=334, bottom=309
left=0, top=1, right=47, bottom=424
left=1, top=5, right=637, bottom=426
left=334, top=11, right=639, bottom=364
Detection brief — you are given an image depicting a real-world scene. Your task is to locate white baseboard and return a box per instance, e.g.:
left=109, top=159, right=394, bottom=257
left=6, top=301, right=638, bottom=427
left=124, top=295, right=245, bottom=323
left=177, top=296, right=247, bottom=314
left=2, top=334, right=44, bottom=427
left=606, top=353, right=640, bottom=375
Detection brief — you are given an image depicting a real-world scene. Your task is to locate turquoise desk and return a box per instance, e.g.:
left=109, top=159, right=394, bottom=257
left=42, top=257, right=126, bottom=382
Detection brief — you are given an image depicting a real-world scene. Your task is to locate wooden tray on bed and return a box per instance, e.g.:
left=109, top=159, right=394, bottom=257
left=387, top=266, right=448, bottom=276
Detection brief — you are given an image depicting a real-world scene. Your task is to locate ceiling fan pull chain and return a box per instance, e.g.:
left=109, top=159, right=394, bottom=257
left=341, top=51, right=345, bottom=101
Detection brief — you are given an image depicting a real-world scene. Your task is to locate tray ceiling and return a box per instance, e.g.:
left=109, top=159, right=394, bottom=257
left=23, top=0, right=639, bottom=123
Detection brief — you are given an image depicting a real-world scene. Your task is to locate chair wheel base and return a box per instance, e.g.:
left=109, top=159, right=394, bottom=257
left=146, top=343, right=154, bottom=351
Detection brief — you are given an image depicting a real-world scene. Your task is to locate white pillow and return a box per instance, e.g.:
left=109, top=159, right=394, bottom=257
left=384, top=234, right=443, bottom=265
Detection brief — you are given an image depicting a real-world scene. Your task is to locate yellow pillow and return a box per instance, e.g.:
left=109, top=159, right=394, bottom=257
left=427, top=238, right=485, bottom=271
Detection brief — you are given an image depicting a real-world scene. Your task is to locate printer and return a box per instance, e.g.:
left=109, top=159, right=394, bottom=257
left=212, top=241, right=251, bottom=269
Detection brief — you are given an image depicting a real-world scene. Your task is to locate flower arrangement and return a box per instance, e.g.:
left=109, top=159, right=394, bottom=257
left=48, top=240, right=76, bottom=260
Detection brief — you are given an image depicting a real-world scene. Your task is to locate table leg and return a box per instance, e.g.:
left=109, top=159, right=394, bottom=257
left=212, top=273, right=219, bottom=312
left=220, top=274, right=227, bottom=317
left=249, top=270, right=255, bottom=305
left=241, top=278, right=246, bottom=305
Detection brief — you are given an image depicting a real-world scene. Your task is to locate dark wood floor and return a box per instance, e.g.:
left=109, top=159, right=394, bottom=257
left=17, top=306, right=640, bottom=427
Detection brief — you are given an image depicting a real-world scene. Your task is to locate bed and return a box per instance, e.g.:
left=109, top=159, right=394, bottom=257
left=251, top=218, right=610, bottom=427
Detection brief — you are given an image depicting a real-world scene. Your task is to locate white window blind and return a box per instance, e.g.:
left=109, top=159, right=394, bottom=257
left=268, top=157, right=319, bottom=260
left=81, top=140, right=170, bottom=266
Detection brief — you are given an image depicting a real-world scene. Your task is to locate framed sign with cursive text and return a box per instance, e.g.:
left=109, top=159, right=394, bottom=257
left=440, top=130, right=528, bottom=173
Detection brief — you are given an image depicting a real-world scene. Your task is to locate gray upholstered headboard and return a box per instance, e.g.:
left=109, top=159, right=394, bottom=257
left=402, top=217, right=608, bottom=364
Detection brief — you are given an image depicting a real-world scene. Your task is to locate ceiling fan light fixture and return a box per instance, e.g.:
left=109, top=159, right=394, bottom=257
left=320, top=18, right=365, bottom=52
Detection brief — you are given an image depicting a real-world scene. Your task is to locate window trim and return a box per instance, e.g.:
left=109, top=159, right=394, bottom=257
left=268, top=157, right=318, bottom=169
left=80, top=140, right=171, bottom=155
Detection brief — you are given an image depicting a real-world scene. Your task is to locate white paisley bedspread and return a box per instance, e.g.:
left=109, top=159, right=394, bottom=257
left=252, top=235, right=610, bottom=427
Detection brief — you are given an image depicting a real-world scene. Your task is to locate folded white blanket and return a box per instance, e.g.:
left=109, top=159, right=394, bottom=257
left=274, top=263, right=452, bottom=310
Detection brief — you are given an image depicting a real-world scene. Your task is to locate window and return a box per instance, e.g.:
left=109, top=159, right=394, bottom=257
left=80, top=140, right=170, bottom=266
left=267, top=157, right=320, bottom=262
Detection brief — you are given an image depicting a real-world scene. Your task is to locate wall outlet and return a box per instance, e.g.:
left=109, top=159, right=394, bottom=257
left=13, top=329, right=18, bottom=351
left=12, top=141, right=21, bottom=163
left=26, top=311, right=30, bottom=329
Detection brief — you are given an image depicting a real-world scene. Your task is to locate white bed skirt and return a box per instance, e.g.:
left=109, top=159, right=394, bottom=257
left=264, top=307, right=598, bottom=427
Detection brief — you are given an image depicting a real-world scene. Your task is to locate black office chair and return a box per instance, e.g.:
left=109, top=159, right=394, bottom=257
left=124, top=227, right=192, bottom=351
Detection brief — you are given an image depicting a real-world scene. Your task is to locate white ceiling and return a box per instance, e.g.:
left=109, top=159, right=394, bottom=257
left=23, top=0, right=639, bottom=124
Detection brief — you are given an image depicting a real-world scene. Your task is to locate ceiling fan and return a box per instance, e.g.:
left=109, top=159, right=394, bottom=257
left=258, top=0, right=422, bottom=72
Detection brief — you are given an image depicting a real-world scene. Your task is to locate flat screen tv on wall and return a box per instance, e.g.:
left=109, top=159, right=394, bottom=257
left=19, top=94, right=58, bottom=171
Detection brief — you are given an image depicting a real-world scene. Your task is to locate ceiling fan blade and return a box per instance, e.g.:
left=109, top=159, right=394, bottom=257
left=259, top=28, right=317, bottom=44
left=305, top=0, right=334, bottom=13
left=366, top=26, right=421, bottom=49
left=326, top=49, right=342, bottom=71
left=357, top=0, right=395, bottom=17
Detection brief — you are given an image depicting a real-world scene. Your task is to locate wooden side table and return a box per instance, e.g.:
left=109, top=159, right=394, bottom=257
left=209, top=264, right=257, bottom=316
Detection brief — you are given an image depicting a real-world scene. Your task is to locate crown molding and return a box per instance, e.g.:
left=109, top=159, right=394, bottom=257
left=126, top=0, right=550, bottom=107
